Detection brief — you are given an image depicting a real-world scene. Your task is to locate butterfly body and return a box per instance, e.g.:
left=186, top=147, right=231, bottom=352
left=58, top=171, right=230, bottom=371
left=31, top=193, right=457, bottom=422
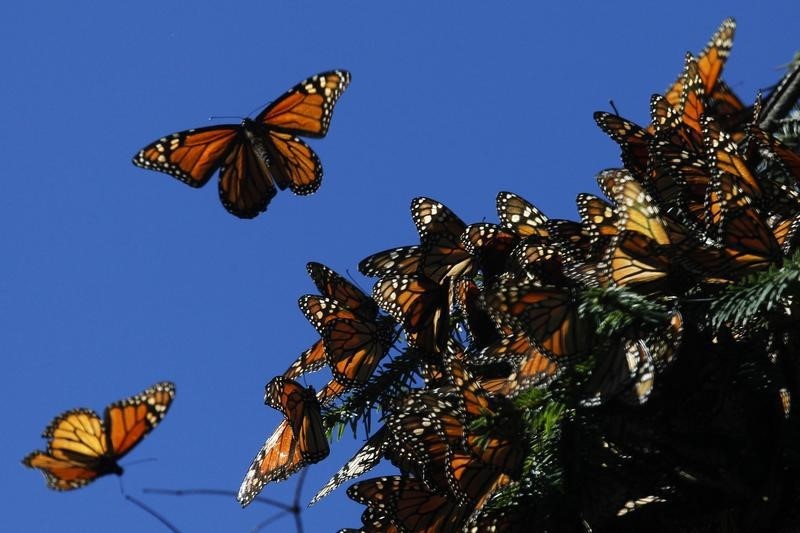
left=133, top=70, right=350, bottom=218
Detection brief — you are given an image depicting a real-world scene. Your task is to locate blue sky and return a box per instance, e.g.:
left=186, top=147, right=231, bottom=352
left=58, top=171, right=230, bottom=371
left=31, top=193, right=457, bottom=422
left=3, top=2, right=798, bottom=531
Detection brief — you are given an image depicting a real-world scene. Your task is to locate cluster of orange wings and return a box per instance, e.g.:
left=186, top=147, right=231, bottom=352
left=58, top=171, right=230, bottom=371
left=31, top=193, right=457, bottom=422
left=235, top=18, right=800, bottom=531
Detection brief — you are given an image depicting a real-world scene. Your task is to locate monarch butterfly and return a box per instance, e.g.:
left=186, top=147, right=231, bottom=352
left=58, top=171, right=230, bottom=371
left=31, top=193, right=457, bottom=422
left=482, top=277, right=590, bottom=359
left=284, top=295, right=359, bottom=379
left=452, top=278, right=501, bottom=349
left=307, top=261, right=379, bottom=321
left=707, top=80, right=748, bottom=139
left=577, top=192, right=619, bottom=262
left=358, top=245, right=423, bottom=278
left=310, top=427, right=388, bottom=506
left=496, top=191, right=550, bottom=240
left=676, top=55, right=707, bottom=135
left=447, top=356, right=525, bottom=479
left=372, top=274, right=450, bottom=353
left=745, top=126, right=800, bottom=218
left=347, top=476, right=468, bottom=532
left=385, top=392, right=465, bottom=486
left=664, top=18, right=735, bottom=109
left=577, top=193, right=618, bottom=244
left=238, top=378, right=328, bottom=507
left=594, top=112, right=652, bottom=179
left=133, top=70, right=351, bottom=218
left=771, top=213, right=800, bottom=256
left=510, top=241, right=573, bottom=286
left=748, top=126, right=800, bottom=183
left=411, top=197, right=474, bottom=283
left=598, top=170, right=687, bottom=290
left=22, top=381, right=175, bottom=490
left=583, top=339, right=655, bottom=407
left=703, top=116, right=762, bottom=202
left=461, top=223, right=518, bottom=283
left=322, top=316, right=394, bottom=387
left=477, top=332, right=560, bottom=397
left=546, top=218, right=595, bottom=259
left=286, top=262, right=381, bottom=380
left=703, top=164, right=780, bottom=277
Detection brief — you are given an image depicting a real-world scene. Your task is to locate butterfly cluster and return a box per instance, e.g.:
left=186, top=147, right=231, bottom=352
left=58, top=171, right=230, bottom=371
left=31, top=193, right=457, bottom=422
left=236, top=18, right=800, bottom=531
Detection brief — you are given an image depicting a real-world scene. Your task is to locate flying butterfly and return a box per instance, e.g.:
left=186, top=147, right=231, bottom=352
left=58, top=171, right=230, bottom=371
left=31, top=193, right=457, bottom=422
left=133, top=70, right=351, bottom=218
left=23, top=382, right=175, bottom=490
left=238, top=378, right=328, bottom=507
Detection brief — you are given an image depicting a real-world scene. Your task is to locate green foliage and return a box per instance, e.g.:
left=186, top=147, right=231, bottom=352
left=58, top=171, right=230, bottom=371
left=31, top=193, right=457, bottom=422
left=579, top=286, right=670, bottom=339
left=709, top=250, right=800, bottom=331
left=322, top=348, right=418, bottom=439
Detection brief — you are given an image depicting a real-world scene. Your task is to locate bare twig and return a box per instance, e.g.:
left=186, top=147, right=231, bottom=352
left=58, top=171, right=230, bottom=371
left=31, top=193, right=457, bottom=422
left=143, top=469, right=308, bottom=532
left=125, top=494, right=182, bottom=533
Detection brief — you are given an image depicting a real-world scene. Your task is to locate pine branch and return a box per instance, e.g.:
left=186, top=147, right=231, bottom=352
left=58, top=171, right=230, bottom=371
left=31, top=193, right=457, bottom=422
left=709, top=252, right=800, bottom=331
left=321, top=349, right=419, bottom=438
left=579, top=286, right=670, bottom=339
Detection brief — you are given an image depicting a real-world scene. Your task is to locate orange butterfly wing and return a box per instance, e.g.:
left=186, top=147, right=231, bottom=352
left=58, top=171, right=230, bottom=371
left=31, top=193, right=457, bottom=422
left=238, top=378, right=329, bottom=507
left=134, top=126, right=240, bottom=187
left=23, top=409, right=110, bottom=490
left=217, top=135, right=278, bottom=218
left=323, top=317, right=392, bottom=387
left=257, top=70, right=351, bottom=138
left=104, top=381, right=176, bottom=458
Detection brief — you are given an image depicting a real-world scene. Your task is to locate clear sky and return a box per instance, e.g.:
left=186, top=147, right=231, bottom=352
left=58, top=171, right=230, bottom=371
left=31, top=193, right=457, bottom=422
left=3, top=2, right=798, bottom=531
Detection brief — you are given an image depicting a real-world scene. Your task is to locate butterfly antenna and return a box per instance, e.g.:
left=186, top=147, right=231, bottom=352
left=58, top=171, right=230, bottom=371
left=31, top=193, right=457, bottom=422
left=121, top=457, right=158, bottom=468
left=344, top=268, right=370, bottom=295
left=207, top=115, right=244, bottom=122
left=142, top=488, right=294, bottom=512
left=124, top=494, right=182, bottom=533
left=246, top=99, right=276, bottom=118
left=609, top=99, right=621, bottom=116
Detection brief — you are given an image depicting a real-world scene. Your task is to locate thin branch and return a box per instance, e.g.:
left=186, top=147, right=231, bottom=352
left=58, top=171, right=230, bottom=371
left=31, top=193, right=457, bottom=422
left=124, top=494, right=182, bottom=533
left=142, top=488, right=293, bottom=513
left=250, top=511, right=289, bottom=533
